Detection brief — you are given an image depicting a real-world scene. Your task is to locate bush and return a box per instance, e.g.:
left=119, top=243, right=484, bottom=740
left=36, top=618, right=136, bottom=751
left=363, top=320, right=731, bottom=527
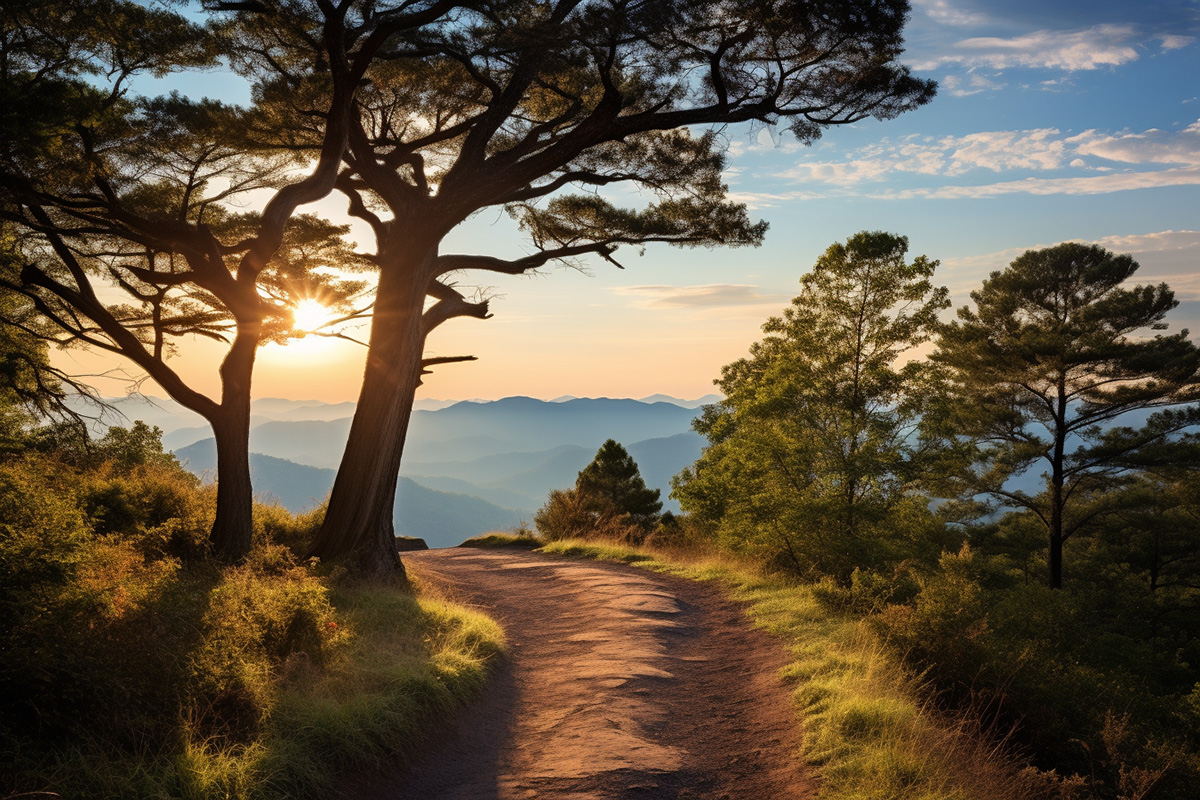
left=254, top=500, right=325, bottom=555
left=82, top=461, right=213, bottom=559
left=534, top=487, right=646, bottom=543
left=186, top=549, right=349, bottom=742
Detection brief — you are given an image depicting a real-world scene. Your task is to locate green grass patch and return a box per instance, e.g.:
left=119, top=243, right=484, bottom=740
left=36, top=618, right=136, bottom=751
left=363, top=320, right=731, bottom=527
left=458, top=531, right=543, bottom=548
left=3, top=548, right=504, bottom=799
left=537, top=539, right=1052, bottom=800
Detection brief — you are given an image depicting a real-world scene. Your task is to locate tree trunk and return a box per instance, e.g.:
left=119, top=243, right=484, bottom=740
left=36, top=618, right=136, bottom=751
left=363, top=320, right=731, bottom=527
left=210, top=410, right=254, bottom=561
left=307, top=246, right=429, bottom=581
left=1048, top=526, right=1064, bottom=590
left=207, top=328, right=259, bottom=562
left=1049, top=375, right=1067, bottom=589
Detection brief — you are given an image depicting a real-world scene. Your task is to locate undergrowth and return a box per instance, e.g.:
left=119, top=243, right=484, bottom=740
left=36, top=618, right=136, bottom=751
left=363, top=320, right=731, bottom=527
left=539, top=538, right=1062, bottom=800
left=0, top=452, right=504, bottom=800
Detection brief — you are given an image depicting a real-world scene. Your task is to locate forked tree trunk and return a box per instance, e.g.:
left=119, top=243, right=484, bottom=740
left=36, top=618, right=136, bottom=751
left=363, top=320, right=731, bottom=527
left=307, top=248, right=430, bottom=581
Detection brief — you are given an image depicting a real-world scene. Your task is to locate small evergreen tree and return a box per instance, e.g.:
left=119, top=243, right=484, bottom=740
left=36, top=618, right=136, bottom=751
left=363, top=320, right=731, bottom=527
left=577, top=440, right=663, bottom=528
left=535, top=439, right=661, bottom=542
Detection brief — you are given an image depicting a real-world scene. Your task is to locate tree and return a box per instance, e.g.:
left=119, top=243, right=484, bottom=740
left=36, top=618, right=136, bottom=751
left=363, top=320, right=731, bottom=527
left=674, top=231, right=949, bottom=579
left=253, top=0, right=939, bottom=577
left=0, top=0, right=393, bottom=560
left=535, top=438, right=661, bottom=541
left=931, top=243, right=1200, bottom=589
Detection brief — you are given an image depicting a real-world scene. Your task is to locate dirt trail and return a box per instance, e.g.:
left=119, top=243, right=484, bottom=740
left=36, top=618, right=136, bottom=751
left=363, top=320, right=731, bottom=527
left=351, top=548, right=813, bottom=800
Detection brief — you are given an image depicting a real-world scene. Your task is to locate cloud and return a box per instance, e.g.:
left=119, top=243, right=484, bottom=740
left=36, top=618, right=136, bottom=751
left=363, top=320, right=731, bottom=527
left=942, top=231, right=1200, bottom=301
left=762, top=121, right=1200, bottom=198
left=1069, top=121, right=1200, bottom=166
left=916, top=24, right=1142, bottom=71
left=724, top=190, right=825, bottom=209
left=877, top=166, right=1200, bottom=199
left=911, top=0, right=990, bottom=27
left=1093, top=229, right=1200, bottom=253
left=942, top=72, right=1007, bottom=97
left=613, top=284, right=785, bottom=310
left=1161, top=35, right=1195, bottom=51
left=779, top=128, right=1068, bottom=185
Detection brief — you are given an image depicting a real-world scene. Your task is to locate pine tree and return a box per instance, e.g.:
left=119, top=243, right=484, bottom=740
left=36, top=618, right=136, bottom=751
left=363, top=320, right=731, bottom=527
left=931, top=242, right=1200, bottom=588
left=535, top=439, right=661, bottom=541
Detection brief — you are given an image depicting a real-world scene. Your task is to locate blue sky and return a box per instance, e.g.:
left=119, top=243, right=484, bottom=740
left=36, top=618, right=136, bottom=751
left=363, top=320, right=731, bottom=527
left=91, top=0, right=1200, bottom=403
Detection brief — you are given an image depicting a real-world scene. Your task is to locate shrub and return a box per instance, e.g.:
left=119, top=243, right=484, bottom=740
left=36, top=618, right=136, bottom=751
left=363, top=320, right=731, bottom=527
left=186, top=550, right=348, bottom=742
left=82, top=462, right=213, bottom=559
left=254, top=500, right=326, bottom=555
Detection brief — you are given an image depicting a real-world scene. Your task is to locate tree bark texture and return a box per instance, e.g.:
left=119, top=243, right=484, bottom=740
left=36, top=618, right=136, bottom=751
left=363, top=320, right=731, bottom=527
left=208, top=329, right=259, bottom=562
left=307, top=245, right=431, bottom=581
left=210, top=411, right=254, bottom=561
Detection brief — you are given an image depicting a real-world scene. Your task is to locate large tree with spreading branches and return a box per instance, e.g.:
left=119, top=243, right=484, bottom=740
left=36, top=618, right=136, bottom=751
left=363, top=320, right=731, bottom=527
left=204, top=0, right=936, bottom=578
left=0, top=0, right=414, bottom=559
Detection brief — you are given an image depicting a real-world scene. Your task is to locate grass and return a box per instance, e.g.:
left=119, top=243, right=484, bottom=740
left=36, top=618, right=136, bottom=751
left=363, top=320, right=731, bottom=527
left=248, top=575, right=505, bottom=796
left=538, top=539, right=1057, bottom=800
left=4, top=561, right=505, bottom=800
left=457, top=531, right=543, bottom=548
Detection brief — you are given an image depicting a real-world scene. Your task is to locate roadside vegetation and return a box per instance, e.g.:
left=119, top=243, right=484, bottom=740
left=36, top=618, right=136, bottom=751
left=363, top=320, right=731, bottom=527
left=0, top=415, right=503, bottom=799
left=532, top=234, right=1200, bottom=800
left=540, top=538, right=1058, bottom=800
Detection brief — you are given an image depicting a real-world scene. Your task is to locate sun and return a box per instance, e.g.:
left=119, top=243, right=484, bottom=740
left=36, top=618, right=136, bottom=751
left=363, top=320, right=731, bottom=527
left=291, top=298, right=333, bottom=332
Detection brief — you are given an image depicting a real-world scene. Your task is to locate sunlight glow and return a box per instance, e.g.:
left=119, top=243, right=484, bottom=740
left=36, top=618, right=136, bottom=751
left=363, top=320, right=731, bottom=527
left=291, top=298, right=334, bottom=332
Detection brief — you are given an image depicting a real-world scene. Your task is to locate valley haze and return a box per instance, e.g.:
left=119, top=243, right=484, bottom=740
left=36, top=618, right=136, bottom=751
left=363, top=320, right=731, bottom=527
left=81, top=394, right=717, bottom=548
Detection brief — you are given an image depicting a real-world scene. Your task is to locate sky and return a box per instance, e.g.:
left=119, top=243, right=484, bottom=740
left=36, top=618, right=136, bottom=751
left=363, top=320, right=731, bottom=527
left=65, top=0, right=1200, bottom=404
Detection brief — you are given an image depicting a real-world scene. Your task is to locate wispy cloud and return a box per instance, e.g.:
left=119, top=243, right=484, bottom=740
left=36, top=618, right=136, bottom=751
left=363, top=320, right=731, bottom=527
left=612, top=284, right=785, bottom=310
left=1070, top=121, right=1200, bottom=166
left=877, top=167, right=1200, bottom=199
left=915, top=24, right=1148, bottom=72
left=911, top=0, right=991, bottom=27
left=941, top=231, right=1200, bottom=300
left=757, top=122, right=1200, bottom=198
left=1161, top=35, right=1196, bottom=51
left=724, top=190, right=825, bottom=209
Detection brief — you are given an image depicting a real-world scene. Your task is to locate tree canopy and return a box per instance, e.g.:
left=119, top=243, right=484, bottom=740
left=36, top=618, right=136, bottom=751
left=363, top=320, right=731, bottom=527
left=674, top=231, right=950, bottom=579
left=0, top=0, right=378, bottom=560
left=930, top=242, right=1200, bottom=588
left=262, top=0, right=939, bottom=575
left=2, top=0, right=936, bottom=575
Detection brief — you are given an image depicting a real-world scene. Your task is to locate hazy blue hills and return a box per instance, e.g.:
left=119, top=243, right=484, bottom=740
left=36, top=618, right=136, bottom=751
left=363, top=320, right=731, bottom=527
left=166, top=395, right=710, bottom=544
left=173, top=440, right=525, bottom=548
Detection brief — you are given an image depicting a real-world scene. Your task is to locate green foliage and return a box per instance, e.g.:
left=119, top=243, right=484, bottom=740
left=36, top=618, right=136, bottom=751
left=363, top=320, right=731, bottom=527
left=876, top=540, right=1200, bottom=798
left=930, top=242, right=1200, bottom=587
left=94, top=420, right=181, bottom=470
left=186, top=551, right=349, bottom=743
left=675, top=231, right=952, bottom=581
left=254, top=499, right=326, bottom=556
left=576, top=439, right=663, bottom=526
left=459, top=531, right=543, bottom=548
left=535, top=439, right=662, bottom=543
left=0, top=432, right=504, bottom=799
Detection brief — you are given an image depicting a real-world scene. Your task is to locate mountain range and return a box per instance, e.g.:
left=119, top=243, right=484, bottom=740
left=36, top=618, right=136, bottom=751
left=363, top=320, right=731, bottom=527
left=86, top=394, right=715, bottom=548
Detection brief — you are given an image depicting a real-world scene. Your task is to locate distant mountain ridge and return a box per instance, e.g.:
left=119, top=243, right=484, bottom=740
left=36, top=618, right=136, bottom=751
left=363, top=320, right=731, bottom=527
left=163, top=395, right=710, bottom=545
left=174, top=440, right=525, bottom=549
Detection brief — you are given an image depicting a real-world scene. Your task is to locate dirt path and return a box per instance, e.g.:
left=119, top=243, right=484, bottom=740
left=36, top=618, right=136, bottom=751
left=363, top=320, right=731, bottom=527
left=351, top=548, right=813, bottom=800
